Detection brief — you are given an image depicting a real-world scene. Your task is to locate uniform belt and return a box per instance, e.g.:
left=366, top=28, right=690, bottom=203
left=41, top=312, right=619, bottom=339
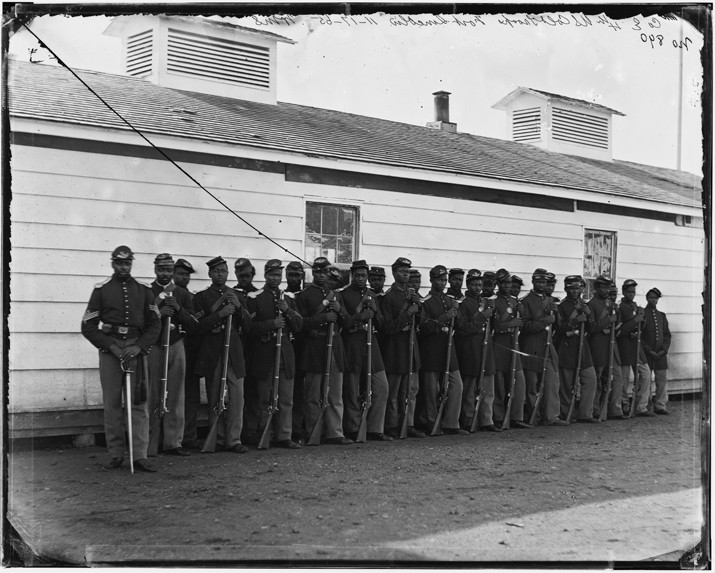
left=102, top=324, right=141, bottom=336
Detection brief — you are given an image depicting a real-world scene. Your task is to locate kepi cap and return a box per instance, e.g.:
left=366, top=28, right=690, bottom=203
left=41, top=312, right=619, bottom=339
left=234, top=258, right=254, bottom=273
left=532, top=268, right=548, bottom=280
left=466, top=269, right=482, bottom=281
left=409, top=268, right=421, bottom=277
left=495, top=268, right=511, bottom=283
left=564, top=275, right=583, bottom=288
left=312, top=257, right=331, bottom=271
left=391, top=258, right=411, bottom=270
left=622, top=279, right=638, bottom=290
left=206, top=256, right=227, bottom=269
left=111, top=245, right=134, bottom=261
left=429, top=265, right=448, bottom=279
left=448, top=268, right=464, bottom=277
left=594, top=275, right=613, bottom=288
left=369, top=266, right=386, bottom=276
left=350, top=260, right=370, bottom=271
left=647, top=287, right=663, bottom=298
left=328, top=266, right=342, bottom=279
left=174, top=258, right=195, bottom=274
left=154, top=253, right=174, bottom=266
left=545, top=272, right=557, bottom=283
left=286, top=261, right=304, bottom=272
left=264, top=259, right=284, bottom=273
left=511, top=275, right=524, bottom=286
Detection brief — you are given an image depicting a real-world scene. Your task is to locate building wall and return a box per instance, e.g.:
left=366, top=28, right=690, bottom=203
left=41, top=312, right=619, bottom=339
left=9, top=136, right=704, bottom=434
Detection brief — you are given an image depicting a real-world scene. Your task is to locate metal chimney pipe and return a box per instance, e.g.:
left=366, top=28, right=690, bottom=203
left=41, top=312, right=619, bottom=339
left=433, top=91, right=451, bottom=123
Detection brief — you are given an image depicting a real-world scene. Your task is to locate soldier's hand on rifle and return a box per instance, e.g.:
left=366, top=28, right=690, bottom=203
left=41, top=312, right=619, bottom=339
left=276, top=299, right=289, bottom=312
left=165, top=296, right=180, bottom=310
left=481, top=306, right=493, bottom=319
left=634, top=313, right=644, bottom=323
left=359, top=308, right=374, bottom=321
left=274, top=316, right=286, bottom=329
left=508, top=317, right=523, bottom=328
left=406, top=304, right=419, bottom=316
left=121, top=344, right=142, bottom=360
left=218, top=303, right=236, bottom=318
left=409, top=291, right=421, bottom=305
left=575, top=313, right=587, bottom=323
left=543, top=314, right=556, bottom=325
left=325, top=311, right=338, bottom=323
left=328, top=300, right=341, bottom=312
left=160, top=305, right=175, bottom=317
left=609, top=314, right=618, bottom=323
left=445, top=308, right=457, bottom=320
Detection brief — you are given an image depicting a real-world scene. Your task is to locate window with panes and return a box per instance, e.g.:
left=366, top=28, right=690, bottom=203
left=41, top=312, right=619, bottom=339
left=583, top=229, right=617, bottom=299
left=305, top=202, right=359, bottom=264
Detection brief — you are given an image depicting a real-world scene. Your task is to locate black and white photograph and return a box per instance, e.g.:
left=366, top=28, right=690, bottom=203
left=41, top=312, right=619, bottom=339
left=3, top=2, right=709, bottom=567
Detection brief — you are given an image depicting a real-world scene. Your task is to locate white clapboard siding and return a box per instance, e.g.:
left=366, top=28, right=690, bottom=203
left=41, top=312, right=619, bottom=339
left=10, top=301, right=89, bottom=333
left=619, top=231, right=704, bottom=254
left=668, top=352, right=703, bottom=381
left=11, top=333, right=99, bottom=371
left=9, top=369, right=103, bottom=412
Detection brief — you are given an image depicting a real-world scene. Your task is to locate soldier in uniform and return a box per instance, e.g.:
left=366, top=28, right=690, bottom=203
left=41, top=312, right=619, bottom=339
left=285, top=261, right=306, bottom=442
left=454, top=269, right=499, bottom=431
left=246, top=260, right=303, bottom=448
left=491, top=269, right=531, bottom=429
left=481, top=271, right=497, bottom=298
left=233, top=258, right=260, bottom=444
left=416, top=265, right=468, bottom=435
left=545, top=273, right=559, bottom=301
left=519, top=269, right=566, bottom=426
left=642, top=288, right=671, bottom=415
left=510, top=275, right=524, bottom=299
left=368, top=266, right=387, bottom=294
left=148, top=253, right=196, bottom=456
left=81, top=246, right=161, bottom=472
left=587, top=275, right=623, bottom=419
left=446, top=268, right=464, bottom=299
left=338, top=260, right=392, bottom=441
left=555, top=275, right=599, bottom=423
left=379, top=257, right=424, bottom=438
left=606, top=284, right=628, bottom=419
left=408, top=269, right=423, bottom=297
left=296, top=257, right=352, bottom=445
left=172, top=258, right=203, bottom=450
left=193, top=256, right=253, bottom=453
left=617, top=279, right=656, bottom=417
left=285, top=261, right=305, bottom=294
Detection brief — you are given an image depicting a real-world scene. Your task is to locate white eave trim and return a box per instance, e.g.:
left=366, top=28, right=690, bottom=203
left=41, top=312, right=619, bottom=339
left=10, top=117, right=702, bottom=217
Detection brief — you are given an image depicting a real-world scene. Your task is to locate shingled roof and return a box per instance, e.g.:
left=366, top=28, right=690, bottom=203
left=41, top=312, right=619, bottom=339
left=8, top=60, right=701, bottom=209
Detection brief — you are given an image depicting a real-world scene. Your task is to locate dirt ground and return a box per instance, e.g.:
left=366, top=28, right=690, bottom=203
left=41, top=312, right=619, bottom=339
left=6, top=395, right=704, bottom=566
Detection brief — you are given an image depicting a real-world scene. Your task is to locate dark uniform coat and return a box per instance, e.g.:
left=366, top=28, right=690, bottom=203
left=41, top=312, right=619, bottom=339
left=192, top=285, right=251, bottom=379
left=378, top=284, right=421, bottom=374
left=175, top=285, right=200, bottom=369
left=454, top=292, right=494, bottom=377
left=641, top=304, right=671, bottom=370
left=519, top=290, right=558, bottom=372
left=82, top=275, right=161, bottom=353
left=337, top=284, right=386, bottom=374
left=418, top=289, right=459, bottom=373
left=295, top=283, right=347, bottom=373
left=492, top=293, right=522, bottom=372
left=555, top=298, right=593, bottom=369
left=246, top=287, right=303, bottom=380
left=150, top=281, right=196, bottom=347
left=616, top=299, right=647, bottom=367
left=586, top=295, right=614, bottom=368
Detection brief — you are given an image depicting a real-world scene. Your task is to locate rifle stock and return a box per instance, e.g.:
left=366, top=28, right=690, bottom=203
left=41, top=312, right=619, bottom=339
left=431, top=314, right=455, bottom=436
left=258, top=326, right=283, bottom=450
left=202, top=313, right=232, bottom=453
left=470, top=315, right=491, bottom=433
left=529, top=314, right=554, bottom=426
left=399, top=313, right=416, bottom=439
left=566, top=321, right=586, bottom=424
left=148, top=314, right=172, bottom=455
left=356, top=316, right=373, bottom=443
left=599, top=303, right=617, bottom=422
left=308, top=321, right=335, bottom=445
left=501, top=325, right=520, bottom=431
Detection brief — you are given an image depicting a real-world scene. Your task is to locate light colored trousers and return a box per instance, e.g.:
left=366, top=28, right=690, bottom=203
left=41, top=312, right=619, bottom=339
left=494, top=369, right=526, bottom=422
left=148, top=339, right=186, bottom=450
left=303, top=365, right=345, bottom=440
left=99, top=342, right=150, bottom=460
left=256, top=369, right=294, bottom=442
left=418, top=370, right=464, bottom=430
left=460, top=374, right=495, bottom=428
left=385, top=372, right=420, bottom=431
left=559, top=366, right=597, bottom=421
left=343, top=370, right=389, bottom=435
left=593, top=363, right=625, bottom=418
left=524, top=359, right=561, bottom=424
left=205, top=362, right=244, bottom=448
left=621, top=363, right=652, bottom=414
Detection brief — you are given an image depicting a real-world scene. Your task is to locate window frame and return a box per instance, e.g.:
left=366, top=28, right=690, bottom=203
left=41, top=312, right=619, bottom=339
left=582, top=228, right=618, bottom=300
left=304, top=200, right=361, bottom=265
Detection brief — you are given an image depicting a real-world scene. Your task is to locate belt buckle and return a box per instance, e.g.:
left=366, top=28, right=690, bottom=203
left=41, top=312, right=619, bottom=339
left=118, top=326, right=129, bottom=335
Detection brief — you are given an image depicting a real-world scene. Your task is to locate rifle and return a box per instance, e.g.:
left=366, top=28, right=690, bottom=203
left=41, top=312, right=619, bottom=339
left=308, top=321, right=335, bottom=446
left=120, top=358, right=135, bottom=474
left=529, top=303, right=555, bottom=426
left=470, top=301, right=492, bottom=433
left=501, top=301, right=521, bottom=431
left=566, top=320, right=586, bottom=424
left=628, top=308, right=643, bottom=418
left=356, top=313, right=373, bottom=443
left=148, top=311, right=172, bottom=456
left=598, top=301, right=618, bottom=422
left=258, top=291, right=284, bottom=450
left=399, top=312, right=417, bottom=439
left=201, top=313, right=232, bottom=453
left=431, top=302, right=456, bottom=436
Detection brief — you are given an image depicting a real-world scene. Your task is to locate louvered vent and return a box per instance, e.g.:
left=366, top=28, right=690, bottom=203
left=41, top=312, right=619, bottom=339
left=126, top=30, right=152, bottom=77
left=512, top=107, right=541, bottom=142
left=552, top=107, right=609, bottom=149
left=167, top=28, right=270, bottom=89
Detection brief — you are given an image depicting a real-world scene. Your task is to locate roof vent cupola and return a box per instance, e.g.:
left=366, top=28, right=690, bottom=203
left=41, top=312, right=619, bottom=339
left=104, top=15, right=294, bottom=105
left=492, top=87, right=625, bottom=161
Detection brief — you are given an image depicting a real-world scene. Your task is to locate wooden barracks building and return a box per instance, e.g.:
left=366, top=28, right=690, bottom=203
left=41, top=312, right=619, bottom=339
left=8, top=15, right=704, bottom=439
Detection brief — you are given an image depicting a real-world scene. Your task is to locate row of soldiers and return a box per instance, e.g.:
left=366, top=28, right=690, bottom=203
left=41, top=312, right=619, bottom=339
left=81, top=246, right=671, bottom=473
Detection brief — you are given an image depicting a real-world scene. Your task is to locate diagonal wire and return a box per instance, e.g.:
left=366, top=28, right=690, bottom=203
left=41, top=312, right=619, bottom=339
left=18, top=19, right=314, bottom=268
